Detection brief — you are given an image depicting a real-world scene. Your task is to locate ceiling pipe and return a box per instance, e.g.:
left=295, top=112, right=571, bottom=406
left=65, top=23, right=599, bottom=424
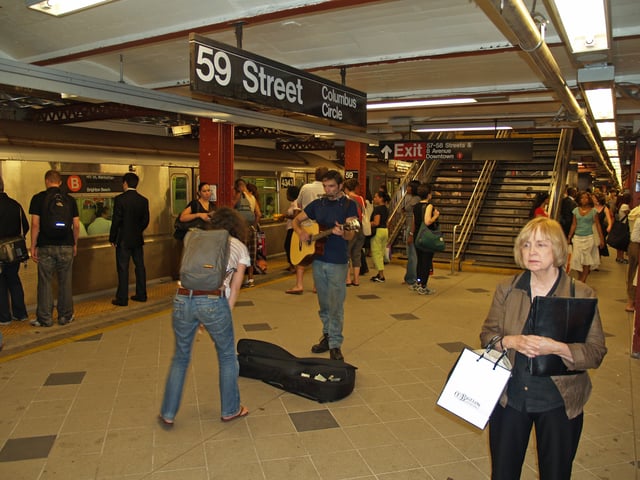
left=476, top=0, right=617, bottom=185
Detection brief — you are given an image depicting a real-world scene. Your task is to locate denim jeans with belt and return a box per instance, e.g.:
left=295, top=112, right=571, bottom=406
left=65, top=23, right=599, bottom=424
left=36, top=245, right=74, bottom=325
left=312, top=260, right=348, bottom=349
left=161, top=292, right=240, bottom=420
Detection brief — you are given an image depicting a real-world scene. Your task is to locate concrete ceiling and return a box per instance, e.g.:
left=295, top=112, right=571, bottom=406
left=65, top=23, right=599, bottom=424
left=0, top=0, right=639, bottom=179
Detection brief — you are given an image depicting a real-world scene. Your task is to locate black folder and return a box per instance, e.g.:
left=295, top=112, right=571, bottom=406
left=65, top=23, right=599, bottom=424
left=526, top=296, right=598, bottom=376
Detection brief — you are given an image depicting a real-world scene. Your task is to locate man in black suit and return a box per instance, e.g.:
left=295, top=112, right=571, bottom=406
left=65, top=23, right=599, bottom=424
left=559, top=186, right=578, bottom=239
left=109, top=172, right=150, bottom=306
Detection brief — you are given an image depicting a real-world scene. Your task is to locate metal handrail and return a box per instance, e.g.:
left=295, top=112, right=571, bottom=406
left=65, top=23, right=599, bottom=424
left=386, top=159, right=437, bottom=247
left=450, top=159, right=497, bottom=273
left=547, top=129, right=573, bottom=220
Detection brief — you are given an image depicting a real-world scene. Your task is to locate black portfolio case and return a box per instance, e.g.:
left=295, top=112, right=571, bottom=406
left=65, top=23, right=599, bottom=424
left=526, top=296, right=598, bottom=376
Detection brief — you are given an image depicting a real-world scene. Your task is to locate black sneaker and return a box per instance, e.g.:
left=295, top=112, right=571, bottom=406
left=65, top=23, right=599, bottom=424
left=59, top=315, right=75, bottom=326
left=311, top=334, right=329, bottom=353
left=330, top=348, right=344, bottom=361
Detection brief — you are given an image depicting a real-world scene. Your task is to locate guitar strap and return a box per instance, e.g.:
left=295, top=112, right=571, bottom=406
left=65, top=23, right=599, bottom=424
left=318, top=196, right=352, bottom=231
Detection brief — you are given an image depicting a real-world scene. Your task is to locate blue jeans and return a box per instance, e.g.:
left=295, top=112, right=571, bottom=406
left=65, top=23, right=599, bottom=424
left=404, top=238, right=417, bottom=284
left=161, top=293, right=240, bottom=420
left=312, top=260, right=348, bottom=349
left=36, top=245, right=74, bottom=325
left=0, top=262, right=28, bottom=322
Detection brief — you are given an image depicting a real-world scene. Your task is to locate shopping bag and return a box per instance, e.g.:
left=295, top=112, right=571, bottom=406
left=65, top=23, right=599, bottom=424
left=437, top=348, right=511, bottom=429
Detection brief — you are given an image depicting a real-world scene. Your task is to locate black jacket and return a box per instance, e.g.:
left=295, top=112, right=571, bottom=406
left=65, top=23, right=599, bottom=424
left=0, top=192, right=29, bottom=239
left=109, top=189, right=150, bottom=248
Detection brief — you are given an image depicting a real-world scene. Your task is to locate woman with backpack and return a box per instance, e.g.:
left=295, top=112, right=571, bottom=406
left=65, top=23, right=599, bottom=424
left=159, top=207, right=251, bottom=427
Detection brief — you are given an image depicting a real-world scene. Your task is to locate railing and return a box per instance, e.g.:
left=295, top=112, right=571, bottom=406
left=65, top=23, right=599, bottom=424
left=548, top=129, right=573, bottom=220
left=386, top=159, right=439, bottom=248
left=450, top=159, right=497, bottom=273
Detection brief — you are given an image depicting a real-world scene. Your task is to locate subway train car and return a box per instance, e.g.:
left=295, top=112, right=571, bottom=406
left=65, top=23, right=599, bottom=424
left=0, top=120, right=351, bottom=304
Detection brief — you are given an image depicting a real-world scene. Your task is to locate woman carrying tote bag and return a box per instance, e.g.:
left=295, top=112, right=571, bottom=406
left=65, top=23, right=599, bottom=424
left=407, top=184, right=439, bottom=295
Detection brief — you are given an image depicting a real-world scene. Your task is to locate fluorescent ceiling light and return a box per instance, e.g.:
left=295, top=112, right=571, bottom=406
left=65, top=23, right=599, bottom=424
left=413, top=125, right=511, bottom=133
left=367, top=98, right=476, bottom=110
left=584, top=88, right=614, bottom=120
left=26, top=0, right=117, bottom=16
left=551, top=0, right=608, bottom=53
left=596, top=121, right=616, bottom=138
left=412, top=120, right=533, bottom=133
left=603, top=140, right=618, bottom=150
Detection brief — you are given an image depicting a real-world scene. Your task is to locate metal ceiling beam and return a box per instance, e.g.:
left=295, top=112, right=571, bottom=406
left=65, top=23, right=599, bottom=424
left=476, top=0, right=618, bottom=186
left=0, top=57, right=376, bottom=144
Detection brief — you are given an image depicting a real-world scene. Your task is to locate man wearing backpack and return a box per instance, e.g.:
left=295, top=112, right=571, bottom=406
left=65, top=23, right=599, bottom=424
left=109, top=172, right=150, bottom=306
left=29, top=170, right=80, bottom=327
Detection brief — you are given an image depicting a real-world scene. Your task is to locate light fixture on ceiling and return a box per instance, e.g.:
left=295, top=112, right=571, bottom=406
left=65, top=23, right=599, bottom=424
left=548, top=0, right=609, bottom=53
left=412, top=120, right=533, bottom=133
left=583, top=87, right=615, bottom=120
left=169, top=124, right=192, bottom=137
left=596, top=121, right=616, bottom=138
left=26, top=0, right=117, bottom=16
left=367, top=98, right=476, bottom=110
left=578, top=65, right=620, bottom=183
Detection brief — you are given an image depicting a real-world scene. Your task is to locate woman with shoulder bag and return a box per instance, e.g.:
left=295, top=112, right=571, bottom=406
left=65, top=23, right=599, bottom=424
left=174, top=182, right=215, bottom=241
left=180, top=182, right=215, bottom=223
left=408, top=184, right=439, bottom=295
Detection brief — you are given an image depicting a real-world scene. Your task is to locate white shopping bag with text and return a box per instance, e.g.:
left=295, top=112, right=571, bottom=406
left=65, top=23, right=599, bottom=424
left=437, top=348, right=511, bottom=429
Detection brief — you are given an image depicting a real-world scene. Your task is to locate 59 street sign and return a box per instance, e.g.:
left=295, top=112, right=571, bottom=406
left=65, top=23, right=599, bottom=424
left=190, top=34, right=367, bottom=128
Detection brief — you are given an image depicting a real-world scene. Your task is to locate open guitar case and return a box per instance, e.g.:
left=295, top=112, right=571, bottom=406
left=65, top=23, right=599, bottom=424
left=237, top=339, right=357, bottom=403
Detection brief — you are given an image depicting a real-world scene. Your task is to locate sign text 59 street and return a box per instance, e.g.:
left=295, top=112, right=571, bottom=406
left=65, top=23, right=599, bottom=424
left=190, top=34, right=367, bottom=128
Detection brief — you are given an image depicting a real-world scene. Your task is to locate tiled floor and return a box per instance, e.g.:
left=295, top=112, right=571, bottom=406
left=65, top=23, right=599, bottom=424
left=0, top=255, right=638, bottom=479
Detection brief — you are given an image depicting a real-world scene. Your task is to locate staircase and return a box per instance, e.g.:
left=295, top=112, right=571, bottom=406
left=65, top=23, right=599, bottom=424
left=461, top=137, right=559, bottom=268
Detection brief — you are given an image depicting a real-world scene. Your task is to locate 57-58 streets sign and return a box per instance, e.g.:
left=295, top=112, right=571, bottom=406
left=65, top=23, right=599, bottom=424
left=190, top=34, right=367, bottom=128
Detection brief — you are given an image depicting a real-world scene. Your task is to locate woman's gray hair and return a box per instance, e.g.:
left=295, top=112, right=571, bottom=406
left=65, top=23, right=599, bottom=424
left=513, top=217, right=568, bottom=268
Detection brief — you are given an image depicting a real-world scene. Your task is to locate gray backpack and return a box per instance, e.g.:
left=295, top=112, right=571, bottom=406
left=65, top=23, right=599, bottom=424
left=180, top=229, right=230, bottom=291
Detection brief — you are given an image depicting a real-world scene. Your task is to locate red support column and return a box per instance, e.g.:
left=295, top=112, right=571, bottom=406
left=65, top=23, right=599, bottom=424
left=199, top=119, right=235, bottom=207
left=345, top=140, right=367, bottom=192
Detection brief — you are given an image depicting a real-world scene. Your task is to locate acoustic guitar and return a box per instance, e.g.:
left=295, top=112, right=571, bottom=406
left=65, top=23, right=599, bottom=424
left=290, top=219, right=360, bottom=266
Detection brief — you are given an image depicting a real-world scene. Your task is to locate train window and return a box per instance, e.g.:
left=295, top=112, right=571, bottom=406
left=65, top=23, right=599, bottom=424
left=242, top=176, right=278, bottom=219
left=74, top=197, right=115, bottom=237
left=171, top=174, right=189, bottom=216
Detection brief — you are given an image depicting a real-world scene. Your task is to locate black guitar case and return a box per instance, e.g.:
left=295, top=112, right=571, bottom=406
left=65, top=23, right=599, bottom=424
left=237, top=339, right=357, bottom=403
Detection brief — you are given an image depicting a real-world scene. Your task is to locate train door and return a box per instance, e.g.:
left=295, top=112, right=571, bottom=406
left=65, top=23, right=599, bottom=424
left=169, top=167, right=194, bottom=219
left=169, top=167, right=194, bottom=279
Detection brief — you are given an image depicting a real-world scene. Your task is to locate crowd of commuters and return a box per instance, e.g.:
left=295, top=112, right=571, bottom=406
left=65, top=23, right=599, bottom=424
left=0, top=169, right=630, bottom=450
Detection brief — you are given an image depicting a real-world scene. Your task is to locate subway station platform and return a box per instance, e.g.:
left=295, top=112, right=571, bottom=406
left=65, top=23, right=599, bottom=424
left=0, top=254, right=638, bottom=479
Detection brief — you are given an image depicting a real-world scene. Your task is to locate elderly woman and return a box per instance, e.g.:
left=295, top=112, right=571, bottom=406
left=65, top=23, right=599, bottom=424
left=480, top=217, right=606, bottom=480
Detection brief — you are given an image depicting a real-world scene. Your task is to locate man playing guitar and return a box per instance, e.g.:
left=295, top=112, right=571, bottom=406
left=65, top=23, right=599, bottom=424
left=291, top=170, right=358, bottom=361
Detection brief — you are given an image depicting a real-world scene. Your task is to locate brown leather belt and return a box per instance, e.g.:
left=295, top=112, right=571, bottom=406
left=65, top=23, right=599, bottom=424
left=177, top=288, right=223, bottom=297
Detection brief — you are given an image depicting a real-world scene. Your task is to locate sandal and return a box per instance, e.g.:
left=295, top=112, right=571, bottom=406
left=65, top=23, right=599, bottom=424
left=221, top=405, right=249, bottom=422
left=285, top=288, right=303, bottom=295
left=157, top=415, right=174, bottom=430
